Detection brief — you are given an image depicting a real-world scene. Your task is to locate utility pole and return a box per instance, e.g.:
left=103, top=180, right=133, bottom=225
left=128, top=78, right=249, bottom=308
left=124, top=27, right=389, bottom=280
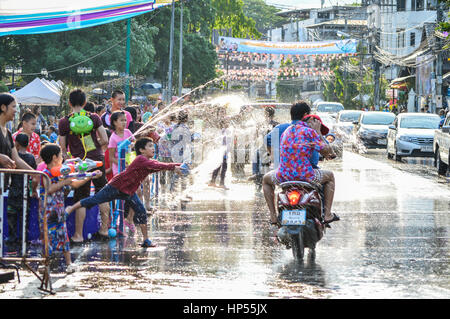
left=167, top=0, right=175, bottom=103
left=435, top=1, right=445, bottom=114
left=372, top=28, right=381, bottom=111
left=178, top=0, right=183, bottom=97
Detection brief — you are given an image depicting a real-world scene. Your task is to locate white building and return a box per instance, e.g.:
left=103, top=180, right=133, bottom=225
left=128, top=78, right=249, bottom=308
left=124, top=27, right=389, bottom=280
left=269, top=6, right=368, bottom=42
left=368, top=0, right=438, bottom=80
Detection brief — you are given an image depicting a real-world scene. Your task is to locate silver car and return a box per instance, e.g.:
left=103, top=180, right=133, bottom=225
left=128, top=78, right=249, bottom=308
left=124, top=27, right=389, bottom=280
left=387, top=113, right=441, bottom=161
left=335, top=110, right=363, bottom=138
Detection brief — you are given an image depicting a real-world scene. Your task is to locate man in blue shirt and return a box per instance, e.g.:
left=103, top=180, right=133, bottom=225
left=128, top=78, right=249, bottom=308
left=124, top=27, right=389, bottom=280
left=264, top=116, right=323, bottom=170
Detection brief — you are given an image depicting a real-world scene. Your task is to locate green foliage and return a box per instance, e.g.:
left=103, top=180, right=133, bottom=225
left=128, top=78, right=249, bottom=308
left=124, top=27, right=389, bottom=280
left=212, top=0, right=261, bottom=39
left=0, top=0, right=260, bottom=94
left=242, top=0, right=288, bottom=33
left=0, top=82, right=8, bottom=92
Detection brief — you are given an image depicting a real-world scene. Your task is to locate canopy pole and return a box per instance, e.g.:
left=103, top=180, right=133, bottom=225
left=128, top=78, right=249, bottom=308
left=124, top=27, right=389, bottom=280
left=125, top=18, right=131, bottom=104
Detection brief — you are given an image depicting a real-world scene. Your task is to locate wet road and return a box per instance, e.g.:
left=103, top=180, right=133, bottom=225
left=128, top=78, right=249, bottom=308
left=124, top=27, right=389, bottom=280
left=1, top=149, right=449, bottom=299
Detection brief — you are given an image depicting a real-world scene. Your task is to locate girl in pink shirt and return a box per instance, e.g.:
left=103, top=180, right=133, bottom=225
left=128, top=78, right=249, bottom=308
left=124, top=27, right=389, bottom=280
left=108, top=111, right=134, bottom=176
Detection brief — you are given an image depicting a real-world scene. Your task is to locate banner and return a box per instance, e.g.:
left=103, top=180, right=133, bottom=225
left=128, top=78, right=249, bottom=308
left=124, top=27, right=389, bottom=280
left=0, top=0, right=175, bottom=36
left=217, top=36, right=357, bottom=55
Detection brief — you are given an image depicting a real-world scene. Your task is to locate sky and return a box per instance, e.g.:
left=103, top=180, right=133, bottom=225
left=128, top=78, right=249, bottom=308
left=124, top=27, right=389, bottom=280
left=265, top=0, right=360, bottom=10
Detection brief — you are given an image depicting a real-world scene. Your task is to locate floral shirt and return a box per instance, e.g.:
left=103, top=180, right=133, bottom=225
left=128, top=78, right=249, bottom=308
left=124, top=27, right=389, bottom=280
left=40, top=168, right=70, bottom=255
left=275, top=121, right=326, bottom=183
left=12, top=129, right=41, bottom=160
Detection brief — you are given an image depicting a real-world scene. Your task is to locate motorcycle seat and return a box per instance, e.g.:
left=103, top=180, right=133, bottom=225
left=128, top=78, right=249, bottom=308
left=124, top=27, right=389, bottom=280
left=279, top=180, right=321, bottom=192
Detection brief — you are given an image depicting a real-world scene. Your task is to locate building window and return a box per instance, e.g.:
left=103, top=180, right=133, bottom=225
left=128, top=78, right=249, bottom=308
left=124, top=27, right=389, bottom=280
left=426, top=0, right=437, bottom=10
left=416, top=0, right=424, bottom=11
left=397, top=29, right=405, bottom=48
left=411, top=0, right=416, bottom=10
left=397, top=0, right=406, bottom=11
left=410, top=32, right=416, bottom=47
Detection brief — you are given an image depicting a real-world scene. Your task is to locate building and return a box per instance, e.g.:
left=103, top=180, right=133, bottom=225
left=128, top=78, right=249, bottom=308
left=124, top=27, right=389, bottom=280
left=269, top=5, right=368, bottom=42
left=367, top=0, right=449, bottom=112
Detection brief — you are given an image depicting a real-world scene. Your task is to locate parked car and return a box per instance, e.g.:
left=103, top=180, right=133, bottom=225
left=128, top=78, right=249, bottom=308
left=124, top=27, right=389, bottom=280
left=387, top=113, right=441, bottom=161
left=335, top=110, right=363, bottom=138
left=351, top=111, right=396, bottom=149
left=315, top=101, right=344, bottom=118
left=433, top=112, right=450, bottom=175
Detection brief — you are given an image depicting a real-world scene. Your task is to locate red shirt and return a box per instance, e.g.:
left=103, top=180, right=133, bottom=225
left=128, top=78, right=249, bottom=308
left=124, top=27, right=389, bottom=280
left=12, top=129, right=41, bottom=160
left=58, top=112, right=104, bottom=161
left=104, top=149, right=113, bottom=181
left=109, top=155, right=180, bottom=195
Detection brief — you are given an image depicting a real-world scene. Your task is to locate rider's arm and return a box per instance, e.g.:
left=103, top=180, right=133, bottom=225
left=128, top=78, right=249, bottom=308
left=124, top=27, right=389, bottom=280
left=318, top=135, right=336, bottom=159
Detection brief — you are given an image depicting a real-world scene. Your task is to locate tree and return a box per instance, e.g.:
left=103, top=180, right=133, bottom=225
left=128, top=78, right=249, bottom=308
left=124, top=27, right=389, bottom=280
left=211, top=0, right=261, bottom=39
left=242, top=0, right=287, bottom=34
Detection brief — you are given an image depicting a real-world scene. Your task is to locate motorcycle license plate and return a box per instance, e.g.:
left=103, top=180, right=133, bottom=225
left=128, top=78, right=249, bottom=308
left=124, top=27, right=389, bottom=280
left=281, top=209, right=306, bottom=226
left=377, top=139, right=387, bottom=145
left=421, top=145, right=433, bottom=152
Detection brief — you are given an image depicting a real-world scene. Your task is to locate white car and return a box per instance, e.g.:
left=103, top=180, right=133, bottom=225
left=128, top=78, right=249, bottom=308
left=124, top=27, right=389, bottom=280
left=315, top=101, right=344, bottom=118
left=387, top=113, right=441, bottom=161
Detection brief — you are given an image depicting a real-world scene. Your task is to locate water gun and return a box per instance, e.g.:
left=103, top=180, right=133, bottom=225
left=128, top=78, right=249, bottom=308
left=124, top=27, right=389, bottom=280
left=50, top=158, right=103, bottom=180
left=180, top=163, right=190, bottom=175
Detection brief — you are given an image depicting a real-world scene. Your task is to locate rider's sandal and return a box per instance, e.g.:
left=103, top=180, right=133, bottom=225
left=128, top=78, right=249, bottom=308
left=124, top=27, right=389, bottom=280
left=322, top=213, right=340, bottom=225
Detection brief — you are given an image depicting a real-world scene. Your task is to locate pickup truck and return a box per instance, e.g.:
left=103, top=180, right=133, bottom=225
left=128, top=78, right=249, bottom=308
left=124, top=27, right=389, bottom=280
left=433, top=113, right=450, bottom=175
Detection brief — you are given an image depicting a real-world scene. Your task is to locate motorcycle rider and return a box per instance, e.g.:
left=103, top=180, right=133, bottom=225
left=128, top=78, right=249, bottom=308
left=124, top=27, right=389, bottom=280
left=262, top=101, right=339, bottom=227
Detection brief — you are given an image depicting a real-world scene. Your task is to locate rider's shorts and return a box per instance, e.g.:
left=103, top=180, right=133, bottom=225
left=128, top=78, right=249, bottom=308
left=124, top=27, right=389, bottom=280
left=311, top=169, right=322, bottom=184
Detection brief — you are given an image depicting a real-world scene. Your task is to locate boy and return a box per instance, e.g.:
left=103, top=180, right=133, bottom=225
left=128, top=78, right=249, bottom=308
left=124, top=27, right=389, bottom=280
left=59, top=89, right=110, bottom=242
left=38, top=143, right=102, bottom=273
left=6, top=133, right=37, bottom=250
left=65, top=137, right=183, bottom=248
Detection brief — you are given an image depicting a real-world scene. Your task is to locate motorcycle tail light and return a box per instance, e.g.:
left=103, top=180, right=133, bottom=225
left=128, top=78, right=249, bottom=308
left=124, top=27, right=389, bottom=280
left=287, top=190, right=302, bottom=205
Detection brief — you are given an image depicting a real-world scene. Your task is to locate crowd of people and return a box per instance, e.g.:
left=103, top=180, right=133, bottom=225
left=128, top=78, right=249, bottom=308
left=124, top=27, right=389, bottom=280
left=0, top=89, right=189, bottom=273
left=2, top=86, right=448, bottom=273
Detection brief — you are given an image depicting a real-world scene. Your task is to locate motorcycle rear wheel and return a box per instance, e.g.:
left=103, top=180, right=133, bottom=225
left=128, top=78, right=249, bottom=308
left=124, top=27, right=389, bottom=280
left=291, top=232, right=304, bottom=261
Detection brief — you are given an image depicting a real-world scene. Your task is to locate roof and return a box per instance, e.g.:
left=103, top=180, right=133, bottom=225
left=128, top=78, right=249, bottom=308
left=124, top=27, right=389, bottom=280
left=306, top=19, right=367, bottom=29
left=389, top=74, right=415, bottom=87
left=396, top=112, right=440, bottom=118
left=12, top=77, right=61, bottom=106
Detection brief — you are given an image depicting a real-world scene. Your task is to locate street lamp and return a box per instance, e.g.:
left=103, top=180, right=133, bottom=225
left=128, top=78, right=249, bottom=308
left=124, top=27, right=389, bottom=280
left=103, top=69, right=119, bottom=94
left=5, top=66, right=22, bottom=91
left=41, top=68, right=48, bottom=78
left=77, top=66, right=92, bottom=86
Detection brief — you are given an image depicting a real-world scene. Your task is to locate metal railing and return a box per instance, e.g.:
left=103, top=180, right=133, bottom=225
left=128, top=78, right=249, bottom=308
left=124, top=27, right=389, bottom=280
left=0, top=168, right=54, bottom=294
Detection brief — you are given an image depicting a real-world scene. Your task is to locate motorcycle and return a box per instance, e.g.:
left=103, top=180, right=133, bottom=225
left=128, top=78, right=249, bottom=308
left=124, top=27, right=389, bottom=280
left=276, top=181, right=326, bottom=261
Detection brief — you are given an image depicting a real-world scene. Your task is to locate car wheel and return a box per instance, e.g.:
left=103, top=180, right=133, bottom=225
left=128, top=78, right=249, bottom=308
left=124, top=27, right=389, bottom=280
left=387, top=149, right=393, bottom=159
left=437, top=151, right=448, bottom=176
left=394, top=144, right=402, bottom=162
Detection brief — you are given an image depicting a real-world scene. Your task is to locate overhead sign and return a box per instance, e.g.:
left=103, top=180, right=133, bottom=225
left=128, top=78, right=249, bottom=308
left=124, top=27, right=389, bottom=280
left=217, top=36, right=357, bottom=55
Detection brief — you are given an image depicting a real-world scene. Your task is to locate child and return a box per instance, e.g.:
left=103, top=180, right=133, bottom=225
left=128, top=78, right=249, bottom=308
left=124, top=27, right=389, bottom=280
left=65, top=137, right=183, bottom=248
left=48, top=126, right=58, bottom=144
left=108, top=111, right=134, bottom=176
left=12, top=112, right=41, bottom=162
left=6, top=133, right=37, bottom=250
left=38, top=143, right=102, bottom=273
